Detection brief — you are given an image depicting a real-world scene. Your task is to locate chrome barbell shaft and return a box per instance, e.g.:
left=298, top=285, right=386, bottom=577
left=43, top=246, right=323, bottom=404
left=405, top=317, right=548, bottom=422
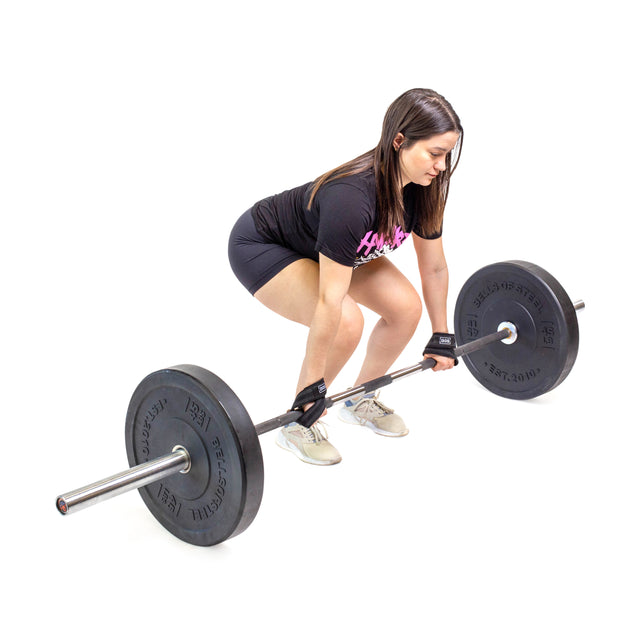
left=254, top=327, right=512, bottom=435
left=59, top=299, right=586, bottom=514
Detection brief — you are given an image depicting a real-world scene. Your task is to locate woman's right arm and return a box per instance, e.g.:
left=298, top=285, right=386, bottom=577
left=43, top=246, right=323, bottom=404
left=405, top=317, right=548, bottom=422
left=296, top=253, right=353, bottom=394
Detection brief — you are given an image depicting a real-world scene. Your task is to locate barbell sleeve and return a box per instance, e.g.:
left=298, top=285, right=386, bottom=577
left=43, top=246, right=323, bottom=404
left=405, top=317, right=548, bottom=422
left=56, top=447, right=190, bottom=516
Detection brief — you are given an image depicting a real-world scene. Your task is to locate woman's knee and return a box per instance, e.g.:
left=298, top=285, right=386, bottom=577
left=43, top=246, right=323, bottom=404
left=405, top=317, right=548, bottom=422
left=349, top=257, right=422, bottom=332
left=388, top=289, right=423, bottom=331
left=337, top=299, right=364, bottom=349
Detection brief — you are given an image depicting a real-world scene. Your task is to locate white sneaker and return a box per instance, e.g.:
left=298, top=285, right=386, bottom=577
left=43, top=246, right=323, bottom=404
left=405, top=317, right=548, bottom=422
left=276, top=421, right=342, bottom=465
left=339, top=392, right=409, bottom=437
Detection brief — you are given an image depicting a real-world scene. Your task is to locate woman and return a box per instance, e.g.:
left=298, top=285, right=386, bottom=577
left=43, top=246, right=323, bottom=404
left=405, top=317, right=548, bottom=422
left=228, top=88, right=463, bottom=465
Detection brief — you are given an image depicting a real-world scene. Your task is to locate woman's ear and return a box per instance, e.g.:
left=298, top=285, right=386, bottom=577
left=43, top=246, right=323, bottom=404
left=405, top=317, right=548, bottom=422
left=393, top=132, right=405, bottom=151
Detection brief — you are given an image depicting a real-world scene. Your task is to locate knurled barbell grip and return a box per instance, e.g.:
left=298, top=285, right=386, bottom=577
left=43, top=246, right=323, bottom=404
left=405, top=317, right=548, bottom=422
left=254, top=327, right=512, bottom=435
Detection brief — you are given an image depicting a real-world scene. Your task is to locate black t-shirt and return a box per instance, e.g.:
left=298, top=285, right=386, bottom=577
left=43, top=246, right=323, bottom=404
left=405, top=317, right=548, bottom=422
left=251, top=168, right=442, bottom=268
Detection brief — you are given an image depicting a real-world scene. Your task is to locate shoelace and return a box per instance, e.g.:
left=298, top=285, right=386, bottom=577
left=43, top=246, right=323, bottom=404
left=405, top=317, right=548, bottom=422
left=354, top=392, right=394, bottom=418
left=304, top=422, right=328, bottom=443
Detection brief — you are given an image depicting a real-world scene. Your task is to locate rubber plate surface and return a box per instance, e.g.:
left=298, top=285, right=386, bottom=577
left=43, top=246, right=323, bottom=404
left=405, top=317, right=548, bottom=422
left=454, top=261, right=579, bottom=400
left=125, top=365, right=263, bottom=546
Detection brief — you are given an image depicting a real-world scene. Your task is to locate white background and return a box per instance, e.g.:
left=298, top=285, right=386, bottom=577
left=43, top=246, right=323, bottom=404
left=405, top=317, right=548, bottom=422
left=2, top=1, right=638, bottom=638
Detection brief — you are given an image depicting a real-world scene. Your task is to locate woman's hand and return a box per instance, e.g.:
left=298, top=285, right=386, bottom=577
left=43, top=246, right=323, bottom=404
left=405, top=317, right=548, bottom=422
left=303, top=402, right=328, bottom=419
left=423, top=353, right=456, bottom=372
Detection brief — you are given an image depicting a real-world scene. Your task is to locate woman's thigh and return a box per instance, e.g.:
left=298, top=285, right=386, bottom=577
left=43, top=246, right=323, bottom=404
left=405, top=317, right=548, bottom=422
left=255, top=258, right=363, bottom=329
left=254, top=258, right=321, bottom=325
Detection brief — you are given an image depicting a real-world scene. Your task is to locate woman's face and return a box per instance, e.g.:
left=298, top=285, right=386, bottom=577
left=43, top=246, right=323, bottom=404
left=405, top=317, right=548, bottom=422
left=395, top=131, right=460, bottom=187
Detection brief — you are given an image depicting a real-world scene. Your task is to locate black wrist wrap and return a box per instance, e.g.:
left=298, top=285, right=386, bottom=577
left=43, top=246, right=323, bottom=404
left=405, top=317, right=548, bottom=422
left=423, top=332, right=459, bottom=365
left=290, top=378, right=327, bottom=428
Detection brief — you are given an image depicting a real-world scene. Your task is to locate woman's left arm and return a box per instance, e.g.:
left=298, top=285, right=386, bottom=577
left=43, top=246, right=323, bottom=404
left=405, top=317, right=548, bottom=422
left=413, top=233, right=455, bottom=371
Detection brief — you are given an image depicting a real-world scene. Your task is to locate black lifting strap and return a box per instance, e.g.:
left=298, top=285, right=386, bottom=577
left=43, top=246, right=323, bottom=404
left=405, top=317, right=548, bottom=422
left=423, top=332, right=459, bottom=365
left=290, top=379, right=327, bottom=428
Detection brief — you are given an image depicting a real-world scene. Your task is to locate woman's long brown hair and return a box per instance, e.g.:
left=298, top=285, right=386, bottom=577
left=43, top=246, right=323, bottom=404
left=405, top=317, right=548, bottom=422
left=308, top=89, right=463, bottom=240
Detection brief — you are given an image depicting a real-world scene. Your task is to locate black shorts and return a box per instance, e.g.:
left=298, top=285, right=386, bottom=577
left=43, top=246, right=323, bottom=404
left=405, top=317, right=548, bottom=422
left=228, top=209, right=304, bottom=295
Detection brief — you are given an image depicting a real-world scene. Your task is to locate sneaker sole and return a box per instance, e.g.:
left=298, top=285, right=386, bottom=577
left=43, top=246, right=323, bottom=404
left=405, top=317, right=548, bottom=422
left=338, top=407, right=409, bottom=438
left=275, top=431, right=342, bottom=466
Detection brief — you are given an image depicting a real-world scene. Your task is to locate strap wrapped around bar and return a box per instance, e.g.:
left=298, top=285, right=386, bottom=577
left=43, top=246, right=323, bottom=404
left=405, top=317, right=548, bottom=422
left=290, top=379, right=327, bottom=427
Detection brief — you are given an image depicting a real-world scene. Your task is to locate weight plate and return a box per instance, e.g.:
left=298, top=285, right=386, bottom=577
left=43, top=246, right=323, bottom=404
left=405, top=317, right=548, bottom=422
left=125, top=365, right=264, bottom=546
left=454, top=261, right=579, bottom=400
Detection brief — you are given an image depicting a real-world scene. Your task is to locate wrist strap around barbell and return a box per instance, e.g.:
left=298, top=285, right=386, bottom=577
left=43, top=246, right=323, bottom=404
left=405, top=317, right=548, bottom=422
left=290, top=378, right=327, bottom=428
left=423, top=332, right=459, bottom=365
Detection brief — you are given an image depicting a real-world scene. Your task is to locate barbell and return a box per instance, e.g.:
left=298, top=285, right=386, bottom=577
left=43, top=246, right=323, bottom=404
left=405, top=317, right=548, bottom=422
left=56, top=260, right=584, bottom=546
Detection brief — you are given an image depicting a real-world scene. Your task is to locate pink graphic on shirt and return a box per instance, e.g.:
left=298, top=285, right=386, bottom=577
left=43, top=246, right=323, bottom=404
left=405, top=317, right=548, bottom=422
left=356, top=226, right=411, bottom=258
